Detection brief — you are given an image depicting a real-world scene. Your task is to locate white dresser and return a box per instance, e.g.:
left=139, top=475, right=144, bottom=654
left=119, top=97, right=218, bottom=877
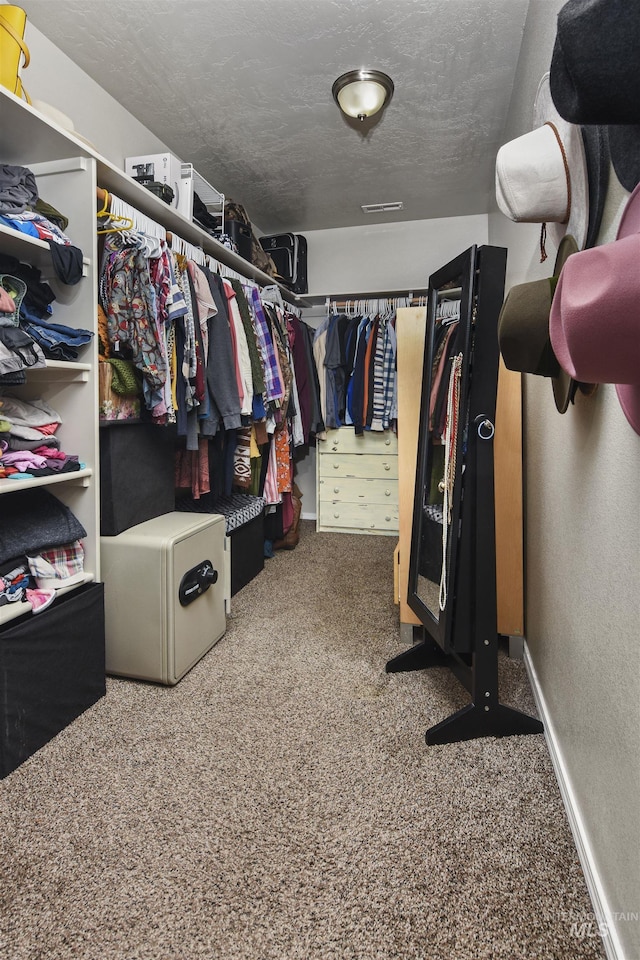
left=316, top=427, right=399, bottom=535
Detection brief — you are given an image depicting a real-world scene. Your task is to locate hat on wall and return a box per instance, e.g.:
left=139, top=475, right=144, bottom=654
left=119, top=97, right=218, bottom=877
left=581, top=125, right=610, bottom=249
left=498, top=235, right=579, bottom=413
left=495, top=73, right=588, bottom=251
left=549, top=0, right=640, bottom=125
left=549, top=182, right=640, bottom=435
left=607, top=126, right=640, bottom=194
left=549, top=1, right=640, bottom=193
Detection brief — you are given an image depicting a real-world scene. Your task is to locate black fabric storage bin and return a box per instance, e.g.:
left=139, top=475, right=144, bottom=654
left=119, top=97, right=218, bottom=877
left=175, top=492, right=265, bottom=596
left=100, top=422, right=176, bottom=536
left=0, top=582, right=106, bottom=779
left=230, top=512, right=264, bottom=596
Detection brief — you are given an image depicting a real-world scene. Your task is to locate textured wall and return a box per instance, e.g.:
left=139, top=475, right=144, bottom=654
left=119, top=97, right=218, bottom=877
left=489, top=3, right=640, bottom=958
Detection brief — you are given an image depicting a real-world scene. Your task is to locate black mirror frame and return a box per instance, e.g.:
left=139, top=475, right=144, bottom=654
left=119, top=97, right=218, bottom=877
left=407, top=245, right=476, bottom=651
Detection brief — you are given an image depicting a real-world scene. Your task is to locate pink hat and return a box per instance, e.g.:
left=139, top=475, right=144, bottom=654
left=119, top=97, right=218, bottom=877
left=549, top=181, right=640, bottom=434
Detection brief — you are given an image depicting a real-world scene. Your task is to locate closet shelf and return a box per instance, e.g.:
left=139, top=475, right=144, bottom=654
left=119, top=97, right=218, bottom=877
left=1, top=88, right=95, bottom=165
left=0, top=468, right=93, bottom=495
left=29, top=360, right=91, bottom=382
left=0, top=573, right=96, bottom=629
left=0, top=223, right=91, bottom=279
left=1, top=87, right=306, bottom=309
left=0, top=223, right=50, bottom=260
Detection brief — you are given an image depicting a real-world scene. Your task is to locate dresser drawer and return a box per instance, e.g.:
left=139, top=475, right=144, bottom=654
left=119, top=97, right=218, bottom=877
left=320, top=428, right=397, bottom=456
left=318, top=453, right=398, bottom=481
left=318, top=500, right=399, bottom=533
left=318, top=476, right=398, bottom=506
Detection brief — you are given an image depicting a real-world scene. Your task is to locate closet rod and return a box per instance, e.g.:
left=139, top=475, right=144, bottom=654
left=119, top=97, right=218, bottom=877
left=95, top=187, right=309, bottom=309
left=96, top=187, right=185, bottom=249
left=305, top=288, right=427, bottom=307
left=327, top=295, right=428, bottom=312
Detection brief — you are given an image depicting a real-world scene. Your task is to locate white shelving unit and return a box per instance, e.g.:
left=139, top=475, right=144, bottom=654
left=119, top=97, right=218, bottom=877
left=0, top=128, right=100, bottom=627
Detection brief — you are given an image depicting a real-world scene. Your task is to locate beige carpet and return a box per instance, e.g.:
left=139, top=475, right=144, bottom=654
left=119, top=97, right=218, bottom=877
left=0, top=521, right=605, bottom=960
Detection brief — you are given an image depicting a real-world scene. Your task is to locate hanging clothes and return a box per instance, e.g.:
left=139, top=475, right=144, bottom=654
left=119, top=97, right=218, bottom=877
left=98, top=197, right=322, bottom=510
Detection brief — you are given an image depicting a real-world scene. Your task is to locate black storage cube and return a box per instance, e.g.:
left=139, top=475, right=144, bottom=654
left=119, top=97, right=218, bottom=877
left=0, top=583, right=106, bottom=779
left=100, top=422, right=176, bottom=536
left=230, top=512, right=264, bottom=596
left=175, top=492, right=265, bottom=596
left=264, top=503, right=284, bottom=542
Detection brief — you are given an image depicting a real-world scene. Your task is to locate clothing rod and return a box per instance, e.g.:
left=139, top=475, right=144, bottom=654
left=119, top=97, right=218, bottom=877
left=307, top=288, right=427, bottom=300
left=96, top=186, right=173, bottom=241
left=95, top=187, right=308, bottom=309
left=327, top=296, right=427, bottom=311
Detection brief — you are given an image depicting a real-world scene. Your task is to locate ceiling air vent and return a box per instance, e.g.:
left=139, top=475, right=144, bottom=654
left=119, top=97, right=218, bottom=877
left=361, top=201, right=404, bottom=214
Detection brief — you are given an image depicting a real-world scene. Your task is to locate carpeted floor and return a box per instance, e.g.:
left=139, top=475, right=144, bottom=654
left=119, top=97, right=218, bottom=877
left=0, top=521, right=605, bottom=960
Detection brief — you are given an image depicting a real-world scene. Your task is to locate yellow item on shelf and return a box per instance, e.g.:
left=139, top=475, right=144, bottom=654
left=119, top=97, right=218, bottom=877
left=0, top=5, right=31, bottom=104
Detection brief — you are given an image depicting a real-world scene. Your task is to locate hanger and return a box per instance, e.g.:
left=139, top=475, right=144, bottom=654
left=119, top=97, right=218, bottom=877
left=97, top=189, right=134, bottom=234
left=261, top=284, right=285, bottom=310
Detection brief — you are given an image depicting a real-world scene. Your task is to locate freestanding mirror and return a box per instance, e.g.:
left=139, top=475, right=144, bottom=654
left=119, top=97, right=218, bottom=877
left=387, top=245, right=543, bottom=745
left=409, top=247, right=475, bottom=650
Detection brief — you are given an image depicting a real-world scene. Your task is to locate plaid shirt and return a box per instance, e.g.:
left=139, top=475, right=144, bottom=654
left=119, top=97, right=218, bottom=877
left=249, top=288, right=283, bottom=404
left=27, top=540, right=85, bottom=590
left=382, top=319, right=397, bottom=429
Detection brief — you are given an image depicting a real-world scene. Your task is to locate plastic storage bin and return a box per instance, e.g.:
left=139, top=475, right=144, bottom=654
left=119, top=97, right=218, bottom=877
left=100, top=512, right=226, bottom=685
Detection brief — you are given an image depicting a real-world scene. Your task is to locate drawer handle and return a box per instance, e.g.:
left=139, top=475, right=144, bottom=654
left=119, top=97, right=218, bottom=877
left=333, top=464, right=339, bottom=470
left=385, top=489, right=391, bottom=496
left=334, top=512, right=340, bottom=519
left=334, top=487, right=340, bottom=493
left=385, top=516, right=391, bottom=522
left=384, top=463, right=390, bottom=471
left=385, top=438, right=391, bottom=445
left=370, top=523, right=375, bottom=528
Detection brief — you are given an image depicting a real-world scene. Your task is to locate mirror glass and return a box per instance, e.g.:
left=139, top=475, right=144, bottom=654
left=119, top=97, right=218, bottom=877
left=408, top=247, right=475, bottom=644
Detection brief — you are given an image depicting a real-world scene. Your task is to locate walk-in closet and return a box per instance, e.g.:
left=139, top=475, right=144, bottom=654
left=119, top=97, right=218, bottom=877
left=0, top=2, right=638, bottom=959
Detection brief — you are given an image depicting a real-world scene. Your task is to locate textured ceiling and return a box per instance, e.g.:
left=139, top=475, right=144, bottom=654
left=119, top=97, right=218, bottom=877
left=20, top=0, right=529, bottom=233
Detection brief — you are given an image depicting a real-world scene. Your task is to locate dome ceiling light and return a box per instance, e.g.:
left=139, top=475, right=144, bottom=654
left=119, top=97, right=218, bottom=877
left=332, top=69, right=394, bottom=122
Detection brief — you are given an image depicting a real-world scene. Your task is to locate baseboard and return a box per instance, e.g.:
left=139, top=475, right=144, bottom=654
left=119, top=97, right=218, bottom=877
left=523, top=645, right=627, bottom=960
left=301, top=510, right=317, bottom=521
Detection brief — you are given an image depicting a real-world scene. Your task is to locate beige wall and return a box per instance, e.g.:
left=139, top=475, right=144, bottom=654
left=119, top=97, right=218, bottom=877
left=488, top=3, right=640, bottom=958
left=305, top=215, right=489, bottom=296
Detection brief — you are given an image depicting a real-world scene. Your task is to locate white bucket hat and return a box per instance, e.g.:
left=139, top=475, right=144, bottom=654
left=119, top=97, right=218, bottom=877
left=495, top=73, right=588, bottom=251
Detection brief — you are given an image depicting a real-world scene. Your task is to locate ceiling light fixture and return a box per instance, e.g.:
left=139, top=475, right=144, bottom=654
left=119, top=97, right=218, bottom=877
left=332, top=69, right=394, bottom=122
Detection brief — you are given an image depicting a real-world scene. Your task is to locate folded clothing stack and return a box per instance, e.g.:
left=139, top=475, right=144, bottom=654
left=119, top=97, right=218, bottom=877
left=0, top=488, right=87, bottom=615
